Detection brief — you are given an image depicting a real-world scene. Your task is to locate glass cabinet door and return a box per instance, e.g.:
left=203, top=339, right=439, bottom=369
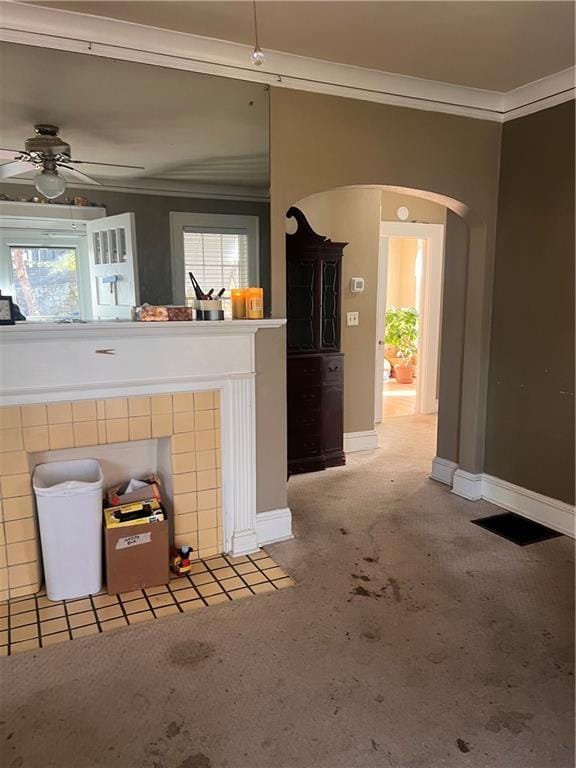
left=320, top=259, right=340, bottom=350
left=287, top=258, right=317, bottom=352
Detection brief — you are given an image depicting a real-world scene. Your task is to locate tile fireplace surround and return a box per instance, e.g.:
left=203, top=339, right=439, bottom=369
left=0, top=320, right=291, bottom=602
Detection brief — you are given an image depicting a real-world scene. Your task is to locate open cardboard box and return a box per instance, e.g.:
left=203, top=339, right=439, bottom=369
left=107, top=475, right=162, bottom=507
left=105, top=516, right=169, bottom=595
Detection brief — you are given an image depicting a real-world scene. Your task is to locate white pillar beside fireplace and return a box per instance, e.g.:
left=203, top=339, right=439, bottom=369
left=222, top=376, right=258, bottom=555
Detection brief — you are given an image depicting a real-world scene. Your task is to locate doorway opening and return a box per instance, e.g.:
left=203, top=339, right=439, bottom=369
left=375, top=222, right=444, bottom=423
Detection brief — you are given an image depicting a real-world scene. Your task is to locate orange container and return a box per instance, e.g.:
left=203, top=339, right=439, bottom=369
left=246, top=287, right=264, bottom=319
left=231, top=288, right=247, bottom=319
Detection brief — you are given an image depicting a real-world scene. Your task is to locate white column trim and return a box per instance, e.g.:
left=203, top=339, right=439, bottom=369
left=222, top=376, right=259, bottom=555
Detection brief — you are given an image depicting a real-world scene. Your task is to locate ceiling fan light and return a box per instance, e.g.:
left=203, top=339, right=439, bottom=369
left=35, top=168, right=66, bottom=199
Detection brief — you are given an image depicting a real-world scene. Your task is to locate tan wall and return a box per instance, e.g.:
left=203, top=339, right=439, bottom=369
left=270, top=87, right=501, bottom=473
left=271, top=88, right=501, bottom=314
left=387, top=238, right=418, bottom=309
left=295, top=190, right=446, bottom=434
left=296, top=187, right=382, bottom=433
left=381, top=193, right=448, bottom=225
left=485, top=100, right=575, bottom=503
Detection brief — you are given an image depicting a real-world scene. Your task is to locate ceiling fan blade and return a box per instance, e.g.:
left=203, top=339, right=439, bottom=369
left=0, top=161, right=34, bottom=179
left=59, top=166, right=101, bottom=185
left=67, top=159, right=145, bottom=170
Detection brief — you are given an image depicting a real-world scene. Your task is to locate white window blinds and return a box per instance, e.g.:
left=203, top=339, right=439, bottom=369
left=183, top=228, right=249, bottom=305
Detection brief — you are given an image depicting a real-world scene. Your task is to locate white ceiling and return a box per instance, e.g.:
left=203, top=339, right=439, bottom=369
left=28, top=1, right=576, bottom=92
left=0, top=42, right=269, bottom=194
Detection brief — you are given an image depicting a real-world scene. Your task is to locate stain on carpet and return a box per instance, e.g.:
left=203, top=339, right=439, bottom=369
left=485, top=711, right=534, bottom=735
left=166, top=721, right=181, bottom=739
left=169, top=641, right=215, bottom=668
left=456, top=738, right=471, bottom=753
left=381, top=577, right=402, bottom=602
left=178, top=754, right=211, bottom=768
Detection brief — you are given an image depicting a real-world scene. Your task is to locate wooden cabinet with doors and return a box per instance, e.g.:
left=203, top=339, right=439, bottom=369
left=286, top=206, right=346, bottom=475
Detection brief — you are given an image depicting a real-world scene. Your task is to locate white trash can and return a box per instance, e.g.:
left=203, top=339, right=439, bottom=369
left=33, top=459, right=103, bottom=601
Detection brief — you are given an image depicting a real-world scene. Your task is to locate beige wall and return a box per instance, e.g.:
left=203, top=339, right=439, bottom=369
left=381, top=193, right=447, bottom=225
left=270, top=87, right=501, bottom=474
left=387, top=238, right=418, bottom=309
left=295, top=189, right=446, bottom=434
left=296, top=187, right=382, bottom=433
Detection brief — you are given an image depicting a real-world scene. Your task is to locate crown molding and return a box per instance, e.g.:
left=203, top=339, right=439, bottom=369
left=1, top=2, right=574, bottom=123
left=503, top=67, right=576, bottom=121
left=0, top=175, right=270, bottom=203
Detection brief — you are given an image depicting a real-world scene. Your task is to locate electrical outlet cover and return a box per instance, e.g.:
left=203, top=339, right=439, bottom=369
left=347, top=311, right=359, bottom=327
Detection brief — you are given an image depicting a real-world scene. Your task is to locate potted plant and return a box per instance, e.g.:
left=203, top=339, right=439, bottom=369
left=384, top=306, right=419, bottom=384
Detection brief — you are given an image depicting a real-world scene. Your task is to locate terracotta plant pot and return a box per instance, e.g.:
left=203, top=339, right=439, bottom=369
left=394, top=363, right=415, bottom=384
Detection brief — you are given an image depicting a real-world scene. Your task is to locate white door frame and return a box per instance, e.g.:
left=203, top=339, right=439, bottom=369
left=374, top=221, right=445, bottom=422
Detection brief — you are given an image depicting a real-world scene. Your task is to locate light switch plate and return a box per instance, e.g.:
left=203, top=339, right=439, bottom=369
left=347, top=311, right=359, bottom=327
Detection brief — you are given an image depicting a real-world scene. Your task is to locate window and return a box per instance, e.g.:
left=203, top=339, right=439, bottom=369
left=182, top=229, right=249, bottom=314
left=171, top=212, right=259, bottom=317
left=10, top=245, right=80, bottom=320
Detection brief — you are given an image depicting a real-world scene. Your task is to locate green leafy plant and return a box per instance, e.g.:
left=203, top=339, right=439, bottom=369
left=384, top=306, right=419, bottom=363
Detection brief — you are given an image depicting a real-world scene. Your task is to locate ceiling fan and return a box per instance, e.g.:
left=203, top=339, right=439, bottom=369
left=0, top=124, right=144, bottom=199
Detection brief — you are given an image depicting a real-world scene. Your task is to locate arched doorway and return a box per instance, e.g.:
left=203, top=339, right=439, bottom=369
left=285, top=183, right=477, bottom=487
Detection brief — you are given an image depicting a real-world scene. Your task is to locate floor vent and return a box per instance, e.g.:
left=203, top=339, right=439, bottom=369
left=472, top=512, right=563, bottom=546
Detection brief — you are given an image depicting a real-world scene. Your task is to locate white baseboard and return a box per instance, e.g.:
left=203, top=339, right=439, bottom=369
left=482, top=474, right=575, bottom=538
left=452, top=469, right=484, bottom=500
left=344, top=430, right=379, bottom=453
left=449, top=468, right=575, bottom=538
left=430, top=456, right=458, bottom=485
left=256, top=507, right=293, bottom=546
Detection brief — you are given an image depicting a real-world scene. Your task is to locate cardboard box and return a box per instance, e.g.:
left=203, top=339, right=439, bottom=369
left=107, top=475, right=162, bottom=507
left=105, top=518, right=169, bottom=594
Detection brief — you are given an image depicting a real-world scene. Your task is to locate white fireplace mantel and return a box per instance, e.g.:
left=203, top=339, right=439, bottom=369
left=0, top=319, right=285, bottom=403
left=0, top=318, right=289, bottom=560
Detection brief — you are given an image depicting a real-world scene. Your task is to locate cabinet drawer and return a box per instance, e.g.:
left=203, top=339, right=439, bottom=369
left=288, top=433, right=322, bottom=458
left=288, top=356, right=322, bottom=388
left=323, top=355, right=344, bottom=382
left=288, top=411, right=321, bottom=437
left=288, top=387, right=322, bottom=410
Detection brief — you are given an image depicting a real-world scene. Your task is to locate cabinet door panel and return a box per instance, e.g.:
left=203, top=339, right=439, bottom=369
left=288, top=355, right=322, bottom=389
left=323, top=354, right=344, bottom=383
left=323, top=382, right=344, bottom=454
left=321, top=259, right=341, bottom=350
left=287, top=258, right=316, bottom=352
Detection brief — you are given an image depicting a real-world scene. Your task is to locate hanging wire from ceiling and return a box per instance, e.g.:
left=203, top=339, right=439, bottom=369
left=250, top=0, right=265, bottom=66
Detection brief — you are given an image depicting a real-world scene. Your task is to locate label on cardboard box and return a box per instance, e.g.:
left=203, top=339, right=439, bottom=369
left=116, top=532, right=152, bottom=550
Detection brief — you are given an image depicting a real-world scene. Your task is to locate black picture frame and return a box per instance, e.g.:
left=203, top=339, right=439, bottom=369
left=0, top=295, right=16, bottom=325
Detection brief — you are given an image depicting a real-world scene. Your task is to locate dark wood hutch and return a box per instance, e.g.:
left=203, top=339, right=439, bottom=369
left=286, top=207, right=346, bottom=475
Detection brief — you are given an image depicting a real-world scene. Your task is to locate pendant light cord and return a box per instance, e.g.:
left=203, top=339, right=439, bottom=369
left=252, top=0, right=261, bottom=51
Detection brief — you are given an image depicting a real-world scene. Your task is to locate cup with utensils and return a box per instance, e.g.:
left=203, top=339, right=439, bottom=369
left=188, top=273, right=225, bottom=320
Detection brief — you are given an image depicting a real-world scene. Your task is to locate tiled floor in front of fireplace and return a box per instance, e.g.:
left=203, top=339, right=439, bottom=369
left=0, top=549, right=294, bottom=656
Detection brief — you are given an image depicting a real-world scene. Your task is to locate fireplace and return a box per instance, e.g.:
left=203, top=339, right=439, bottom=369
left=0, top=319, right=290, bottom=601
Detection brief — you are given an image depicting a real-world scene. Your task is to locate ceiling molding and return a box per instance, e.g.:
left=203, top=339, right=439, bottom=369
left=1, top=2, right=574, bottom=124
left=0, top=176, right=269, bottom=203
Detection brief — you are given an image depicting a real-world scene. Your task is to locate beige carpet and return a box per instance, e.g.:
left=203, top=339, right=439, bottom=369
left=1, top=414, right=574, bottom=768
